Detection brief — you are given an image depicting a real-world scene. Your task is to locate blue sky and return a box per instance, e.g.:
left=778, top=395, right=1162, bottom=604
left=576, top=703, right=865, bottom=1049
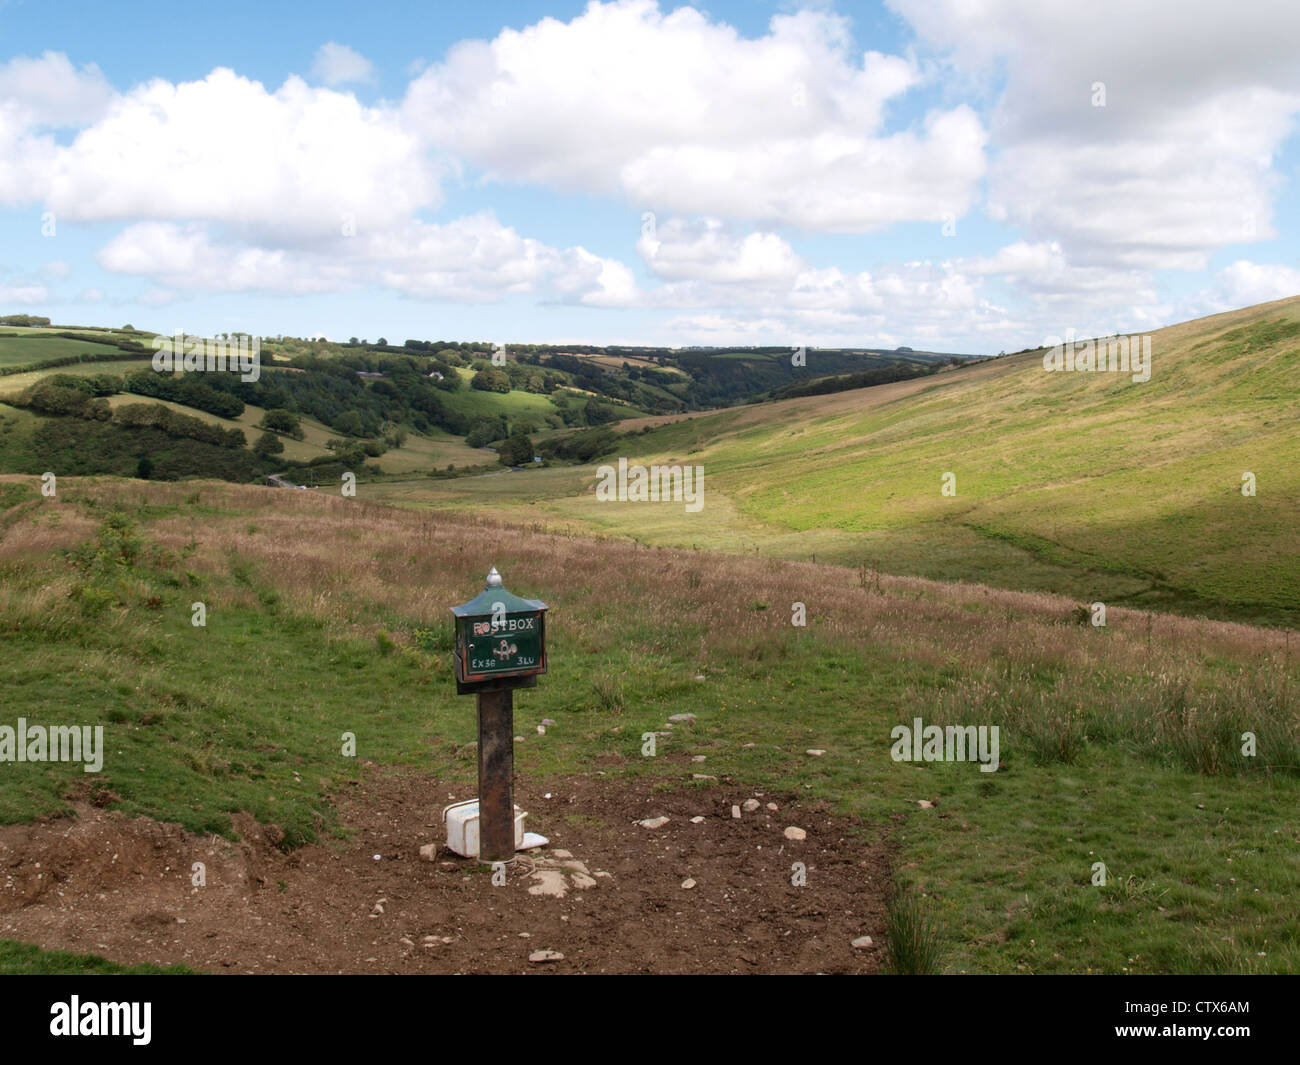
left=2, top=0, right=1298, bottom=353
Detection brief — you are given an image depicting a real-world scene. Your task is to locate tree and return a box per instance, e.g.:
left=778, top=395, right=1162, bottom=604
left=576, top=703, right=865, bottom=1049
left=334, top=443, right=366, bottom=467
left=376, top=337, right=388, bottom=346
left=471, top=368, right=511, bottom=393
left=466, top=417, right=505, bottom=448
left=260, top=408, right=304, bottom=439
left=497, top=428, right=535, bottom=466
left=432, top=367, right=461, bottom=391
left=333, top=410, right=364, bottom=436
left=88, top=373, right=123, bottom=397
left=253, top=432, right=284, bottom=457
left=135, top=456, right=153, bottom=479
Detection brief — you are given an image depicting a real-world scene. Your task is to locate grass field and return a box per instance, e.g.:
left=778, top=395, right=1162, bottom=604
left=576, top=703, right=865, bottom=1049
left=0, top=336, right=124, bottom=368
left=436, top=369, right=569, bottom=424
left=369, top=296, right=1300, bottom=628
left=0, top=475, right=1295, bottom=973
left=575, top=352, right=688, bottom=374
left=435, top=368, right=647, bottom=424
left=0, top=358, right=155, bottom=393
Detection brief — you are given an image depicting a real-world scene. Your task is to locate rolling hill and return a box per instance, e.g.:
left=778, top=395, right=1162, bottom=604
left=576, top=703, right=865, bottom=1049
left=376, top=295, right=1300, bottom=625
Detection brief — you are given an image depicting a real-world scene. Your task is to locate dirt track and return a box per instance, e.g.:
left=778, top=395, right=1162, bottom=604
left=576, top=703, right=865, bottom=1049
left=0, top=772, right=892, bottom=974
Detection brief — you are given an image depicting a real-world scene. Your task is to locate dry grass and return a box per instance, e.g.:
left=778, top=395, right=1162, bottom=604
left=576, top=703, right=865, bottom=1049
left=6, top=474, right=1297, bottom=775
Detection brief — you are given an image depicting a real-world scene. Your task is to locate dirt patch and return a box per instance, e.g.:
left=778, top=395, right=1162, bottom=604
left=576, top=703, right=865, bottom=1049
left=0, top=773, right=892, bottom=974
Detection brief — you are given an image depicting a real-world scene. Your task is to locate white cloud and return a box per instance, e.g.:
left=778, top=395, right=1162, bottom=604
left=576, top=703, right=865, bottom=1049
left=1187, top=260, right=1300, bottom=316
left=374, top=213, right=577, bottom=302
left=0, top=52, right=110, bottom=205
left=7, top=69, right=439, bottom=238
left=891, top=0, right=1300, bottom=269
left=638, top=218, right=804, bottom=282
left=965, top=241, right=1160, bottom=312
left=589, top=237, right=1176, bottom=350
left=4, top=3, right=1295, bottom=349
left=98, top=222, right=349, bottom=294
left=550, top=248, right=641, bottom=308
left=660, top=312, right=795, bottom=344
left=847, top=239, right=1172, bottom=345
left=404, top=0, right=986, bottom=231
left=0, top=283, right=48, bottom=304
left=95, top=212, right=639, bottom=308
left=311, top=42, right=375, bottom=87
left=0, top=51, right=113, bottom=126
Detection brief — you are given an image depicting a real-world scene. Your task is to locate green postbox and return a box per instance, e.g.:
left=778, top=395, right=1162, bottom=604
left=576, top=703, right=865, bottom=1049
left=449, top=568, right=548, bottom=864
left=451, top=568, right=548, bottom=690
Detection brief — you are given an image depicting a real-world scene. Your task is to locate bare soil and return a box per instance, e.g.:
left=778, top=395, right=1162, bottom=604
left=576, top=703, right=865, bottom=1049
left=0, top=772, right=892, bottom=974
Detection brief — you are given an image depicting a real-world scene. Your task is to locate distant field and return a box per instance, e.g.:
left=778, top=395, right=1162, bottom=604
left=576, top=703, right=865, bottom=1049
left=0, top=327, right=132, bottom=337
left=0, top=358, right=154, bottom=393
left=575, top=352, right=687, bottom=374
left=436, top=368, right=645, bottom=424
left=435, top=368, right=567, bottom=423
left=374, top=429, right=489, bottom=473
left=102, top=394, right=328, bottom=463
left=0, top=336, right=125, bottom=368
left=98, top=394, right=487, bottom=472
left=366, top=464, right=588, bottom=525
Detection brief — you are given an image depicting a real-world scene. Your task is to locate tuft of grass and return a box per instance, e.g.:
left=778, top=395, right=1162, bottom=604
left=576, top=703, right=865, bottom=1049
left=884, top=888, right=947, bottom=975
left=591, top=672, right=626, bottom=713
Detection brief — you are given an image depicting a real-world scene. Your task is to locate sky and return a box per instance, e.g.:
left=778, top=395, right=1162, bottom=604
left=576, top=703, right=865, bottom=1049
left=1, top=0, right=1299, bottom=354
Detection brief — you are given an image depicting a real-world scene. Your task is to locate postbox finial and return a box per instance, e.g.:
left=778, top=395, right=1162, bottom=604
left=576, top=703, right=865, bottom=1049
left=485, top=566, right=503, bottom=588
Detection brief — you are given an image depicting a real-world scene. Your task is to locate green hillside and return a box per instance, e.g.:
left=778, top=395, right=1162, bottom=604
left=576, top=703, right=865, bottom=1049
left=379, top=296, right=1300, bottom=626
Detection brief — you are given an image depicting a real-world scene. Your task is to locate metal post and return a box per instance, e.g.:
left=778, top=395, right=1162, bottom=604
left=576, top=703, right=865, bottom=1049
left=476, top=687, right=515, bottom=862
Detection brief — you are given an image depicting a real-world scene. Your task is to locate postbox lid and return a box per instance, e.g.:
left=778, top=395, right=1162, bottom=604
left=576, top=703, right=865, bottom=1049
left=449, top=567, right=547, bottom=618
